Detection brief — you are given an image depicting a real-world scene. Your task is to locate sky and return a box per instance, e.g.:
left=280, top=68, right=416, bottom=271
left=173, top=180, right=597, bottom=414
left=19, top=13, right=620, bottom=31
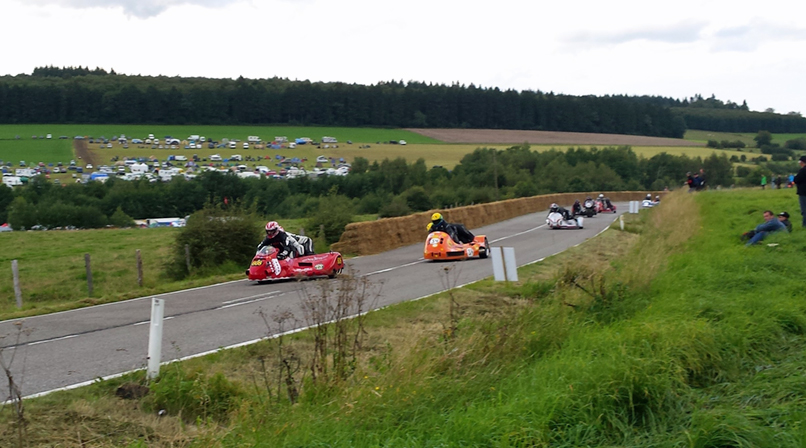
left=1, top=0, right=804, bottom=114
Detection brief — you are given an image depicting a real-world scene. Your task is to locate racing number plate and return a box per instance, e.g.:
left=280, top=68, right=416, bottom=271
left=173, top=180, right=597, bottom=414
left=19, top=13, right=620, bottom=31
left=430, top=237, right=440, bottom=246
left=251, top=260, right=263, bottom=266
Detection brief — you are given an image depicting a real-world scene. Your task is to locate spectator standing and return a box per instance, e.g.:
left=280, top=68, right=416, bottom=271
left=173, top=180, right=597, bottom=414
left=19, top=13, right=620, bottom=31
left=761, top=175, right=767, bottom=190
left=795, top=156, right=806, bottom=227
left=775, top=175, right=783, bottom=189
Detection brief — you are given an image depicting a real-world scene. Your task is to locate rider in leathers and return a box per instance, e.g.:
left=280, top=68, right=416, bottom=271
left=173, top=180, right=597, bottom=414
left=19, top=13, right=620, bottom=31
left=258, top=221, right=311, bottom=259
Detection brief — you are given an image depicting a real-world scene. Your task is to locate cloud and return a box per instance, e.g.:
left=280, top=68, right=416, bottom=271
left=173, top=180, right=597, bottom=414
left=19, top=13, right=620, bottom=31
left=23, top=0, right=245, bottom=18
left=711, top=20, right=806, bottom=52
left=564, top=22, right=706, bottom=47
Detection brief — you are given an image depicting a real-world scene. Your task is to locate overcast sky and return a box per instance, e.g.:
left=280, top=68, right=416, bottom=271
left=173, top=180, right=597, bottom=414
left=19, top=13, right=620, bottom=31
left=2, top=0, right=804, bottom=114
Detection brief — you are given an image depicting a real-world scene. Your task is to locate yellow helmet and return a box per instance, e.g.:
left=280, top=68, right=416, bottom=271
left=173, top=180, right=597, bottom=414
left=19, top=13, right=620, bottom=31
left=431, top=212, right=443, bottom=221
left=426, top=222, right=433, bottom=231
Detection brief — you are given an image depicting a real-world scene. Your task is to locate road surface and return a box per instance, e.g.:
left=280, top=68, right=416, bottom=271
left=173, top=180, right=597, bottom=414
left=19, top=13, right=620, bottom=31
left=0, top=205, right=626, bottom=399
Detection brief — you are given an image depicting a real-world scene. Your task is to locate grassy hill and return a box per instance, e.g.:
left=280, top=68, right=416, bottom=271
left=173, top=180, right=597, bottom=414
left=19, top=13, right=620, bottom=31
left=5, top=188, right=805, bottom=447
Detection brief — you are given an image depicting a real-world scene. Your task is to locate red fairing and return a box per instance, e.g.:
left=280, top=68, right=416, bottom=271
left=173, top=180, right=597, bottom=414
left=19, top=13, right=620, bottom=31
left=247, top=246, right=344, bottom=281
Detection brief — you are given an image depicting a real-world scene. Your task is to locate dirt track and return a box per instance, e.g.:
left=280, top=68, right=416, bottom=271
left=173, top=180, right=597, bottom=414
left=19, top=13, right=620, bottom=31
left=407, top=128, right=700, bottom=147
left=72, top=139, right=96, bottom=166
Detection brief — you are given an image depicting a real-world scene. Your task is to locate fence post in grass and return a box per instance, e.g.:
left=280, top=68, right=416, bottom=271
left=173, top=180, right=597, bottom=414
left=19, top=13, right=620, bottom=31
left=85, top=253, right=93, bottom=297
left=147, top=298, right=165, bottom=380
left=184, top=244, right=191, bottom=274
left=136, top=249, right=143, bottom=287
left=11, top=260, right=22, bottom=308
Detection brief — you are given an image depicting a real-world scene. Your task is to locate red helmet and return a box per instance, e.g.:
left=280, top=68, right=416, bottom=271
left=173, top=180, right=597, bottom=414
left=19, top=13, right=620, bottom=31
left=265, top=221, right=280, bottom=237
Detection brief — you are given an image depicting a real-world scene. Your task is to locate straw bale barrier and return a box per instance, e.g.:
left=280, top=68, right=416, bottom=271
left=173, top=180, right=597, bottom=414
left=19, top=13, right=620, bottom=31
left=332, top=191, right=663, bottom=256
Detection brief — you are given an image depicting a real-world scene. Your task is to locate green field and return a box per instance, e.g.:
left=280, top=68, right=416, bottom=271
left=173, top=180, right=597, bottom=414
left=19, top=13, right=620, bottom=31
left=0, top=124, right=441, bottom=146
left=7, top=189, right=806, bottom=446
left=0, top=138, right=74, bottom=166
left=685, top=129, right=806, bottom=146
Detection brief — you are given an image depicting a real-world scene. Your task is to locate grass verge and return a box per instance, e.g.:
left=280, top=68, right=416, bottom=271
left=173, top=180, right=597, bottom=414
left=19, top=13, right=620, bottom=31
left=3, top=189, right=806, bottom=447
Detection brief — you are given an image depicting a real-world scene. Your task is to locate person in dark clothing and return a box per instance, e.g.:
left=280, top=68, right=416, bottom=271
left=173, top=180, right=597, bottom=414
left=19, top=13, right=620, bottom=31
left=572, top=200, right=582, bottom=216
left=795, top=156, right=806, bottom=227
left=430, top=212, right=475, bottom=244
left=778, top=212, right=792, bottom=233
left=550, top=203, right=575, bottom=222
left=258, top=221, right=305, bottom=259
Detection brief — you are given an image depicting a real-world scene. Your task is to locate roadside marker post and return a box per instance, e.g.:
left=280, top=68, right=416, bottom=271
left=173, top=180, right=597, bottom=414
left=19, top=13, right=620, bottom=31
left=491, top=247, right=518, bottom=282
left=629, top=201, right=639, bottom=214
left=620, top=215, right=625, bottom=231
left=147, top=298, right=165, bottom=380
left=85, top=253, right=93, bottom=297
left=12, top=260, right=22, bottom=308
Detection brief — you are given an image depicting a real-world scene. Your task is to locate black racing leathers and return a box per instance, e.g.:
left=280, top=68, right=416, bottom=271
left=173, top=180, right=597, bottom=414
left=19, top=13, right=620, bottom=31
left=258, top=231, right=304, bottom=259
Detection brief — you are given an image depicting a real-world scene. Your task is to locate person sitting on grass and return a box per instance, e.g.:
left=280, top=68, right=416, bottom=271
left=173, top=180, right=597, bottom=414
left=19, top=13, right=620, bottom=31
left=741, top=210, right=786, bottom=246
left=778, top=211, right=792, bottom=233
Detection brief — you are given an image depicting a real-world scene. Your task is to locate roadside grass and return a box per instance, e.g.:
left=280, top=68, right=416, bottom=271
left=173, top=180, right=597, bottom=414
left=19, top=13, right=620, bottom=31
left=0, top=139, right=74, bottom=166
left=0, top=215, right=375, bottom=321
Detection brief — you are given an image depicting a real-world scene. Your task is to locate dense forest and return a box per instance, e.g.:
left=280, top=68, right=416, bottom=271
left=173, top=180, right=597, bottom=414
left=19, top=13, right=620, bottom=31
left=4, top=145, right=770, bottom=235
left=1, top=67, right=688, bottom=137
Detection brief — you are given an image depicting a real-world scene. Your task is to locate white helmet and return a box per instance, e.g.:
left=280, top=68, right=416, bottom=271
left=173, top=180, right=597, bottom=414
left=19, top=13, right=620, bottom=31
left=598, top=194, right=604, bottom=198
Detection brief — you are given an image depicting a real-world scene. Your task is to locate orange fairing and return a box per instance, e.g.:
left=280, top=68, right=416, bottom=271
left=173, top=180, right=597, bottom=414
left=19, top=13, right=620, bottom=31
left=423, top=231, right=488, bottom=261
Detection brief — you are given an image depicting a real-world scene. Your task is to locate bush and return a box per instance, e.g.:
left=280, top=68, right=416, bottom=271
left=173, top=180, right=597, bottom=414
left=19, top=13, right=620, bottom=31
left=707, top=140, right=721, bottom=149
left=771, top=153, right=790, bottom=161
left=735, top=166, right=752, bottom=177
left=403, top=186, right=432, bottom=212
left=167, top=205, right=261, bottom=279
left=109, top=206, right=135, bottom=227
left=378, top=196, right=411, bottom=218
left=784, top=138, right=806, bottom=150
left=307, top=194, right=354, bottom=245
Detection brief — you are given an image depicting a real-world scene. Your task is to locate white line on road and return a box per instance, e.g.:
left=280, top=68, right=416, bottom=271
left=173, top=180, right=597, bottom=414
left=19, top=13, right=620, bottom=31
left=363, top=259, right=426, bottom=276
left=221, top=291, right=281, bottom=305
left=132, top=316, right=175, bottom=326
left=490, top=223, right=547, bottom=243
left=217, top=293, right=286, bottom=310
left=27, top=334, right=78, bottom=346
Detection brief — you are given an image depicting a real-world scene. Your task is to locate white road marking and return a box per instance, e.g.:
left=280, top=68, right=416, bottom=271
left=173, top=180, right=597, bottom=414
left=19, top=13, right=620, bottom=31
left=490, top=224, right=547, bottom=243
left=27, top=334, right=78, bottom=346
left=221, top=291, right=281, bottom=305
left=362, top=259, right=426, bottom=276
left=217, top=293, right=286, bottom=310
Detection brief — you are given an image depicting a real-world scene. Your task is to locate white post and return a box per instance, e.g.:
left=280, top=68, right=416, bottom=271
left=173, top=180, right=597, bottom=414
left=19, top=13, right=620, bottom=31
left=491, top=247, right=518, bottom=282
left=619, top=215, right=625, bottom=231
left=147, top=298, right=165, bottom=380
left=12, top=260, right=22, bottom=308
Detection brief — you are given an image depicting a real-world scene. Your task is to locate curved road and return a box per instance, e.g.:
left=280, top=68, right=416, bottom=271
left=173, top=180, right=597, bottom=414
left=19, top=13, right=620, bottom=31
left=0, top=205, right=626, bottom=399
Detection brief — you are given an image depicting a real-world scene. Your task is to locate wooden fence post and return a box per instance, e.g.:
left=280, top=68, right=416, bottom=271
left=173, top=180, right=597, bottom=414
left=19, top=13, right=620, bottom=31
left=11, top=260, right=22, bottom=308
left=136, top=249, right=143, bottom=287
left=185, top=244, right=191, bottom=274
left=85, top=253, right=93, bottom=297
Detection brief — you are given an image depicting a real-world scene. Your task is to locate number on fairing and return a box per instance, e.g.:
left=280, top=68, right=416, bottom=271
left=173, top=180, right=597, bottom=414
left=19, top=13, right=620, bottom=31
left=430, top=237, right=440, bottom=245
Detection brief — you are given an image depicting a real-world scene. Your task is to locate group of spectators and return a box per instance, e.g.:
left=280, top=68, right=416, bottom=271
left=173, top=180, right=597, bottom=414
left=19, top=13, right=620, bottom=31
left=744, top=155, right=806, bottom=245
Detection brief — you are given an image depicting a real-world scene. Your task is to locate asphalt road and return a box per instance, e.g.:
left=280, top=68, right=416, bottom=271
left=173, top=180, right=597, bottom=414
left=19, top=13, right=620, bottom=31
left=0, top=205, right=626, bottom=399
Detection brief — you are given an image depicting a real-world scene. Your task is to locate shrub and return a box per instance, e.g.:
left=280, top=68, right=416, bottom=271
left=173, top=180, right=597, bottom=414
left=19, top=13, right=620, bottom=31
left=109, top=206, right=135, bottom=227
left=735, top=166, right=751, bottom=177
left=307, top=194, right=354, bottom=245
left=707, top=140, right=721, bottom=149
left=403, top=186, right=432, bottom=212
left=378, top=196, right=411, bottom=218
left=167, top=205, right=261, bottom=279
left=784, top=137, right=806, bottom=150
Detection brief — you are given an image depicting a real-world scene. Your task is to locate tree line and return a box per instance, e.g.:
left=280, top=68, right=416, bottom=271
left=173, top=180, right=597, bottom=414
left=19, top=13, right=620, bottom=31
left=2, top=145, right=741, bottom=236
left=0, top=69, right=687, bottom=137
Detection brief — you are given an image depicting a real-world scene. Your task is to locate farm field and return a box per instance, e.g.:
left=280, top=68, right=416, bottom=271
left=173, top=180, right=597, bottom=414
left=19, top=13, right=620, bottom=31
left=0, top=138, right=74, bottom=166
left=0, top=124, right=439, bottom=146
left=2, top=124, right=797, bottom=172
left=684, top=129, right=806, bottom=146
left=0, top=215, right=374, bottom=320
